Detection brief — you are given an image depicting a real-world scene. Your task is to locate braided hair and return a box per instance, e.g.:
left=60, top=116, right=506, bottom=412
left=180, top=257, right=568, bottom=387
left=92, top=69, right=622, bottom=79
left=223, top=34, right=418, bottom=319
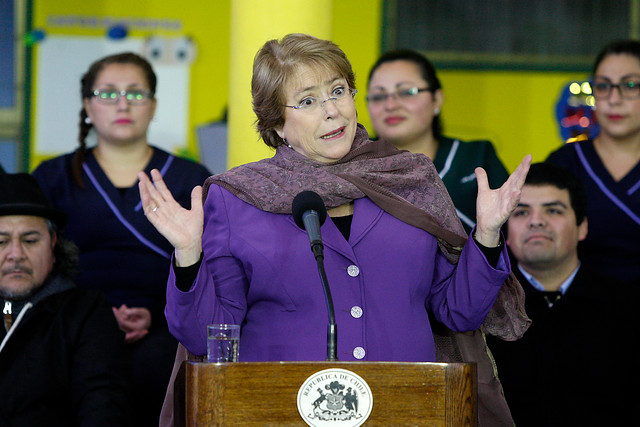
left=73, top=52, right=157, bottom=187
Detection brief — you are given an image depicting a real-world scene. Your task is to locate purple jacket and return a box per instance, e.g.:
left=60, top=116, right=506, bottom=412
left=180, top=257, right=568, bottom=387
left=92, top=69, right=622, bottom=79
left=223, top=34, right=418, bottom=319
left=166, top=185, right=510, bottom=362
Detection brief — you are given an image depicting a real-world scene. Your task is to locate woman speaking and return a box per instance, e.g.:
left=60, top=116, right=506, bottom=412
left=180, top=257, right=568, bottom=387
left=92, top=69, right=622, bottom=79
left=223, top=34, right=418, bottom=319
left=140, top=34, right=531, bottom=426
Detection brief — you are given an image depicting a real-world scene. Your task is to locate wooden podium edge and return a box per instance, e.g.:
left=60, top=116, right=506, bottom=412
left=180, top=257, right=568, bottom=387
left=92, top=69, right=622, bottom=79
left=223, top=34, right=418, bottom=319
left=445, top=362, right=478, bottom=426
left=182, top=361, right=477, bottom=426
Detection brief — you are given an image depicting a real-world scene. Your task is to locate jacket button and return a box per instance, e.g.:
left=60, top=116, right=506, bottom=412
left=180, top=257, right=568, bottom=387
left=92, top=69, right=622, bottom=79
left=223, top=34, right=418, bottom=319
left=353, top=346, right=365, bottom=359
left=347, top=265, right=360, bottom=277
left=350, top=306, right=363, bottom=318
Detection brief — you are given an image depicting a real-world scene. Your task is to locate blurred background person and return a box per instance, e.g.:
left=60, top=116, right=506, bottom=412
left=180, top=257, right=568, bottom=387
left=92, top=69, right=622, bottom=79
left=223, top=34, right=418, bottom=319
left=487, top=163, right=638, bottom=426
left=0, top=173, right=132, bottom=426
left=547, top=39, right=640, bottom=286
left=31, top=52, right=211, bottom=426
left=143, top=33, right=531, bottom=427
left=367, top=50, right=510, bottom=234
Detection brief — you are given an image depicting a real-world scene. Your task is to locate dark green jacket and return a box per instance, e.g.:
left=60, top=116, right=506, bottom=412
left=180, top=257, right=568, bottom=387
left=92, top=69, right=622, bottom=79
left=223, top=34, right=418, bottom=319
left=433, top=137, right=509, bottom=234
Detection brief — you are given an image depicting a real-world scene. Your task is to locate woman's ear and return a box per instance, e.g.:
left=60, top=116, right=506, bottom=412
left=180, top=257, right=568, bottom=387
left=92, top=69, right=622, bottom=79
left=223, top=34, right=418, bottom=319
left=433, top=89, right=444, bottom=114
left=83, top=98, right=93, bottom=122
left=275, top=126, right=285, bottom=140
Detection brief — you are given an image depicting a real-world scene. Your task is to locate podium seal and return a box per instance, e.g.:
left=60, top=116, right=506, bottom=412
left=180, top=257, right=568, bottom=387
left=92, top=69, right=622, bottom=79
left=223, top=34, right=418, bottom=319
left=297, top=368, right=373, bottom=426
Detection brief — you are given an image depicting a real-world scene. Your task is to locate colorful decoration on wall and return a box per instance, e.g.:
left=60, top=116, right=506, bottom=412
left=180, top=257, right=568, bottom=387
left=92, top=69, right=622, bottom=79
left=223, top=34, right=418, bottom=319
left=555, top=80, right=599, bottom=143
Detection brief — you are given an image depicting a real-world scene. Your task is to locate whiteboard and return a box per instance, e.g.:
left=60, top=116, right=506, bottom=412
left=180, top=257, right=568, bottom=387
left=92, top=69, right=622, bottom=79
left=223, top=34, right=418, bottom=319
left=34, top=35, right=190, bottom=155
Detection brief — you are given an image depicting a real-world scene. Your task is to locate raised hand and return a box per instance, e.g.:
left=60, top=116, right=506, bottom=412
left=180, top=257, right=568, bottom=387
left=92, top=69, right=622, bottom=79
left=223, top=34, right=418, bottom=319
left=138, top=169, right=204, bottom=266
left=474, top=154, right=532, bottom=247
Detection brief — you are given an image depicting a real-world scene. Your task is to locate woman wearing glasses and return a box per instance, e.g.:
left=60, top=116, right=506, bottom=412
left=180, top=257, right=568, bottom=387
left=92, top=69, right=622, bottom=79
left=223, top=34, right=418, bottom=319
left=366, top=50, right=510, bottom=234
left=547, top=40, right=640, bottom=286
left=32, top=52, right=211, bottom=426
left=139, top=34, right=530, bottom=425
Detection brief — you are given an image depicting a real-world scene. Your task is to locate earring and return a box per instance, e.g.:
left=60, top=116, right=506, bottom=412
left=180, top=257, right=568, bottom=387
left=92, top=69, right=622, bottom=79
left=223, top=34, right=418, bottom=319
left=283, top=138, right=292, bottom=149
left=434, top=108, right=441, bottom=115
left=84, top=116, right=92, bottom=124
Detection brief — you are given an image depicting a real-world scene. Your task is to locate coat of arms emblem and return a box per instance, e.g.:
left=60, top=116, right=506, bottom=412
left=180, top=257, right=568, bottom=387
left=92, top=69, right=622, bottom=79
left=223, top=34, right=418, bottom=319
left=297, top=368, right=373, bottom=426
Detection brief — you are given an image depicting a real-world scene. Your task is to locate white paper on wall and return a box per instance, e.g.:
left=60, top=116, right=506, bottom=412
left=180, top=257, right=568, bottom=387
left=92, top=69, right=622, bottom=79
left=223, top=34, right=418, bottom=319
left=34, top=35, right=191, bottom=155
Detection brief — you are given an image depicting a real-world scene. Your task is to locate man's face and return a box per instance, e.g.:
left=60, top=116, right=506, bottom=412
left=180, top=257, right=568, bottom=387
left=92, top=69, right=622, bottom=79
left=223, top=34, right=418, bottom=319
left=507, top=185, right=587, bottom=271
left=0, top=216, right=56, bottom=300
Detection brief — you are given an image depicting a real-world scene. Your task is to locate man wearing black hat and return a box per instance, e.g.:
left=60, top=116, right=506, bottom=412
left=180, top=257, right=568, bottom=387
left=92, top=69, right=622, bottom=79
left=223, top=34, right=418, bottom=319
left=0, top=173, right=131, bottom=426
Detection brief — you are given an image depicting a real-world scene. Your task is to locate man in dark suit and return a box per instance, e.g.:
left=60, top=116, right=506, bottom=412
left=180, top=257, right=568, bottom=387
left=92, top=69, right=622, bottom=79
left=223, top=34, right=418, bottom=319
left=487, top=162, right=638, bottom=426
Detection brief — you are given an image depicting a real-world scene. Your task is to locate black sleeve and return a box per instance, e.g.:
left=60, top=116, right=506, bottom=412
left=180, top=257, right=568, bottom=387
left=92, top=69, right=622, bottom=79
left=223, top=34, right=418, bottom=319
left=174, top=255, right=203, bottom=292
left=473, top=236, right=503, bottom=268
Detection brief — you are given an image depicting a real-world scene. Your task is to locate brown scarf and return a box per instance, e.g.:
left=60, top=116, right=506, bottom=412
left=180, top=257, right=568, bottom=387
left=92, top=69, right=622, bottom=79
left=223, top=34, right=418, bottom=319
left=204, top=123, right=529, bottom=340
left=206, top=124, right=466, bottom=261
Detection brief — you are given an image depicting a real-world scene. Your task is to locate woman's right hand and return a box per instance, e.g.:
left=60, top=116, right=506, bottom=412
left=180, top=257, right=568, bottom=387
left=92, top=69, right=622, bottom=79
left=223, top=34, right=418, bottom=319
left=138, top=169, right=204, bottom=266
left=112, top=305, right=151, bottom=344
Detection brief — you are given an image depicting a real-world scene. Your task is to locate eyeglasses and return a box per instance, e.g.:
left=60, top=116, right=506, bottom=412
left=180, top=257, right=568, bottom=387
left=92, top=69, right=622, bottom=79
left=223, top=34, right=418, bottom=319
left=283, top=88, right=357, bottom=112
left=92, top=89, right=152, bottom=105
left=366, top=87, right=431, bottom=104
left=592, top=79, right=640, bottom=100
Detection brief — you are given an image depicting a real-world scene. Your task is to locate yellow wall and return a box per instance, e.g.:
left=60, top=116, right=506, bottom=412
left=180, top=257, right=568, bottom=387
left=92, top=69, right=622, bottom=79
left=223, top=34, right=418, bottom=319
left=226, top=1, right=334, bottom=167
left=31, top=0, right=584, bottom=173
left=434, top=70, right=588, bottom=171
left=331, top=0, right=383, bottom=149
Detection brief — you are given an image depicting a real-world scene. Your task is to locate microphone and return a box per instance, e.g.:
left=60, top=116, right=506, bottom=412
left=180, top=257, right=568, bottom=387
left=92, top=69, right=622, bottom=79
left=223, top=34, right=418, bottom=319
left=292, top=191, right=328, bottom=260
left=292, top=191, right=337, bottom=361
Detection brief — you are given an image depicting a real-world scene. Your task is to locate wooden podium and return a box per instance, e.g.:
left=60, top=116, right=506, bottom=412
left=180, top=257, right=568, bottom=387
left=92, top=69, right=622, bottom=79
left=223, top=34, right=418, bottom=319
left=177, top=361, right=477, bottom=426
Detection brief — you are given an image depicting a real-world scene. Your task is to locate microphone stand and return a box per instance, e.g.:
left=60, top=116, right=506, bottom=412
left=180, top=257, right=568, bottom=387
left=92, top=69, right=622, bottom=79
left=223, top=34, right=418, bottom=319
left=311, top=241, right=338, bottom=361
left=293, top=191, right=337, bottom=362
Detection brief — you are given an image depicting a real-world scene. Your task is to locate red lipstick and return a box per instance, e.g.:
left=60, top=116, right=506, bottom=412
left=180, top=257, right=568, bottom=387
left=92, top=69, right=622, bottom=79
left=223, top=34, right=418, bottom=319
left=384, top=116, right=405, bottom=125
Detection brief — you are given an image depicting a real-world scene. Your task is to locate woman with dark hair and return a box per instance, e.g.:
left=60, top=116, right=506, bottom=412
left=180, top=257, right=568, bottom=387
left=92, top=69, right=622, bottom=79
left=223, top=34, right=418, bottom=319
left=140, top=34, right=531, bottom=426
left=547, top=39, right=640, bottom=286
left=32, top=52, right=211, bottom=426
left=367, top=50, right=510, bottom=233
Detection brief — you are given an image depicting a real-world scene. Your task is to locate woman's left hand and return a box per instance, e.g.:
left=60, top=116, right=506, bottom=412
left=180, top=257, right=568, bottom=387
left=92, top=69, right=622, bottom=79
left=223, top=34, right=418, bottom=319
left=474, top=154, right=532, bottom=247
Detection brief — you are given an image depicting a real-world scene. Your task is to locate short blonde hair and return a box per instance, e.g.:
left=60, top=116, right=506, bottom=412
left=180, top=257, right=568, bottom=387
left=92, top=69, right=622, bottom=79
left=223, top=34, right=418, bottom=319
left=252, top=33, right=356, bottom=148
